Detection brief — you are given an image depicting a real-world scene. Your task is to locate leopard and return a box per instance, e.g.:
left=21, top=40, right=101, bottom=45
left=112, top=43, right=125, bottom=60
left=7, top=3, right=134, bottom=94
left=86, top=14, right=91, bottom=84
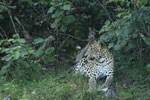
left=72, top=28, right=115, bottom=97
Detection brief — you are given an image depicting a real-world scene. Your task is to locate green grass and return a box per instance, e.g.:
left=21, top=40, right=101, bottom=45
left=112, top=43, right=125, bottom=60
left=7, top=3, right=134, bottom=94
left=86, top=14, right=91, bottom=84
left=0, top=70, right=150, bottom=100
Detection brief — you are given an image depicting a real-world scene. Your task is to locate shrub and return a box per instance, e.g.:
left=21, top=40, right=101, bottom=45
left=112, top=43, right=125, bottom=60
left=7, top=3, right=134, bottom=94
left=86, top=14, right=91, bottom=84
left=0, top=34, right=55, bottom=80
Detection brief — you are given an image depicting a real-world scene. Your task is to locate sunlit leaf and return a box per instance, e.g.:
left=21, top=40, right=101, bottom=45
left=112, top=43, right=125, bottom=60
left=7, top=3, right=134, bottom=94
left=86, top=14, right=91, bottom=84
left=2, top=54, right=12, bottom=61
left=13, top=51, right=20, bottom=60
left=105, top=20, right=110, bottom=26
left=45, top=47, right=55, bottom=55
left=108, top=43, right=114, bottom=49
left=51, top=10, right=64, bottom=18
left=47, top=7, right=56, bottom=13
left=33, top=38, right=44, bottom=44
left=45, top=35, right=55, bottom=42
left=146, top=64, right=150, bottom=72
left=18, top=39, right=26, bottom=43
left=62, top=5, right=71, bottom=10
left=51, top=22, right=59, bottom=28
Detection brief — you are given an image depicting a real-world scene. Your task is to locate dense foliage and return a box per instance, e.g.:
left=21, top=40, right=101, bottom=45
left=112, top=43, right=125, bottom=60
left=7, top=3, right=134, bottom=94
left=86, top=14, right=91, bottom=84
left=0, top=0, right=150, bottom=99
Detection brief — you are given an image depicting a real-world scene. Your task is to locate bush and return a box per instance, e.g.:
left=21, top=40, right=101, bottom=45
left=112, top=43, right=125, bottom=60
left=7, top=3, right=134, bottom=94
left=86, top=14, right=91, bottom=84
left=99, top=1, right=150, bottom=68
left=0, top=34, right=55, bottom=80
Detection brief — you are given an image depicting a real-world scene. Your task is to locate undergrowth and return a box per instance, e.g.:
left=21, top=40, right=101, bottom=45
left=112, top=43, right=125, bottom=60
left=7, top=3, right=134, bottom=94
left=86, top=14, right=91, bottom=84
left=0, top=68, right=150, bottom=100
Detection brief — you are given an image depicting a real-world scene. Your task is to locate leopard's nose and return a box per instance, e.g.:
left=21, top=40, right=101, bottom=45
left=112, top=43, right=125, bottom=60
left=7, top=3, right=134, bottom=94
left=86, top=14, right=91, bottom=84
left=89, top=56, right=95, bottom=60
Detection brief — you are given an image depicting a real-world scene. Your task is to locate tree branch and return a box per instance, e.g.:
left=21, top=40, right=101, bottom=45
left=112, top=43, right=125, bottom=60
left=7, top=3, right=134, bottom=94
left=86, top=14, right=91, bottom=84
left=58, top=36, right=70, bottom=50
left=0, top=26, right=8, bottom=39
left=14, top=16, right=32, bottom=40
left=2, top=0, right=18, bottom=35
left=96, top=0, right=114, bottom=23
left=60, top=33, right=88, bottom=42
left=139, top=33, right=150, bottom=48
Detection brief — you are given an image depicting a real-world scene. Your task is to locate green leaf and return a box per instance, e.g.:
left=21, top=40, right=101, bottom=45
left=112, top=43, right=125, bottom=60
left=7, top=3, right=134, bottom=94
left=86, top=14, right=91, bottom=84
left=51, top=10, right=64, bottom=18
left=55, top=17, right=62, bottom=23
left=34, top=42, right=46, bottom=57
left=18, top=39, right=26, bottom=43
left=40, top=42, right=46, bottom=50
left=13, top=34, right=19, bottom=39
left=125, top=43, right=136, bottom=51
left=146, top=64, right=150, bottom=72
left=51, top=22, right=59, bottom=28
left=122, top=25, right=132, bottom=38
left=18, top=60, right=30, bottom=68
left=34, top=49, right=44, bottom=58
left=24, top=0, right=33, bottom=5
left=0, top=61, right=12, bottom=76
left=34, top=2, right=40, bottom=6
left=40, top=0, right=47, bottom=5
left=115, top=30, right=121, bottom=37
left=7, top=6, right=17, bottom=9
left=0, top=5, right=5, bottom=13
left=108, top=43, right=114, bottom=49
left=141, top=36, right=150, bottom=48
left=20, top=49, right=29, bottom=57
left=13, top=51, right=20, bottom=60
left=33, top=38, right=44, bottom=44
left=50, top=2, right=55, bottom=6
left=62, top=4, right=71, bottom=10
left=7, top=39, right=14, bottom=42
left=45, top=47, right=55, bottom=55
left=120, top=40, right=127, bottom=48
left=45, top=35, right=55, bottom=42
left=49, top=57, right=56, bottom=62
left=114, top=44, right=120, bottom=50
left=47, top=7, right=56, bottom=13
left=63, top=15, right=75, bottom=24
left=61, top=25, right=67, bottom=32
left=99, top=20, right=111, bottom=34
left=2, top=54, right=12, bottom=61
left=105, top=20, right=110, bottom=25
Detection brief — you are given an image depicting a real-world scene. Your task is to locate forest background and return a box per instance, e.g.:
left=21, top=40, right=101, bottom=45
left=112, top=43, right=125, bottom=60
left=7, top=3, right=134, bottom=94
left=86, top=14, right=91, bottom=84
left=0, top=0, right=150, bottom=100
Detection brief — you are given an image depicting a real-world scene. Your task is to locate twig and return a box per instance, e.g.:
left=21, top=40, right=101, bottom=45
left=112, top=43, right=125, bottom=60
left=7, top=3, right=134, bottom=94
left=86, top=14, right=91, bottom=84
left=96, top=0, right=114, bottom=23
left=0, top=26, right=8, bottom=39
left=14, top=16, right=25, bottom=31
left=0, top=32, right=4, bottom=39
left=60, top=33, right=88, bottom=42
left=14, top=16, right=32, bottom=40
left=139, top=33, right=150, bottom=48
left=2, top=0, right=18, bottom=35
left=58, top=36, right=70, bottom=50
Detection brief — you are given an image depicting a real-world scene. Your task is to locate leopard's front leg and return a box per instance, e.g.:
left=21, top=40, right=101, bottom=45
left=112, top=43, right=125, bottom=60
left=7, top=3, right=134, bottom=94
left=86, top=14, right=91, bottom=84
left=98, top=74, right=113, bottom=92
left=88, top=77, right=96, bottom=92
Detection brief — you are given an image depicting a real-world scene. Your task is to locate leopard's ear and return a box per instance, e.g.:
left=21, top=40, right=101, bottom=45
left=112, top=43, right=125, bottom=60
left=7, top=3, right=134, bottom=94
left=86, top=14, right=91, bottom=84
left=101, top=42, right=108, bottom=48
left=88, top=27, right=96, bottom=40
left=101, top=42, right=106, bottom=46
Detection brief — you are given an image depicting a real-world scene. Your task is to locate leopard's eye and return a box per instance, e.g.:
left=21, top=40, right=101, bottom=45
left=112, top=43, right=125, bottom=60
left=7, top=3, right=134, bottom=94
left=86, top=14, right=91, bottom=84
left=89, top=56, right=95, bottom=60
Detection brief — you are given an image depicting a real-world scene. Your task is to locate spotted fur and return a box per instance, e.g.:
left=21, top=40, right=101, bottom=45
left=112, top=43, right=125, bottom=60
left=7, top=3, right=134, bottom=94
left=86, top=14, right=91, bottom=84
left=74, top=41, right=114, bottom=92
